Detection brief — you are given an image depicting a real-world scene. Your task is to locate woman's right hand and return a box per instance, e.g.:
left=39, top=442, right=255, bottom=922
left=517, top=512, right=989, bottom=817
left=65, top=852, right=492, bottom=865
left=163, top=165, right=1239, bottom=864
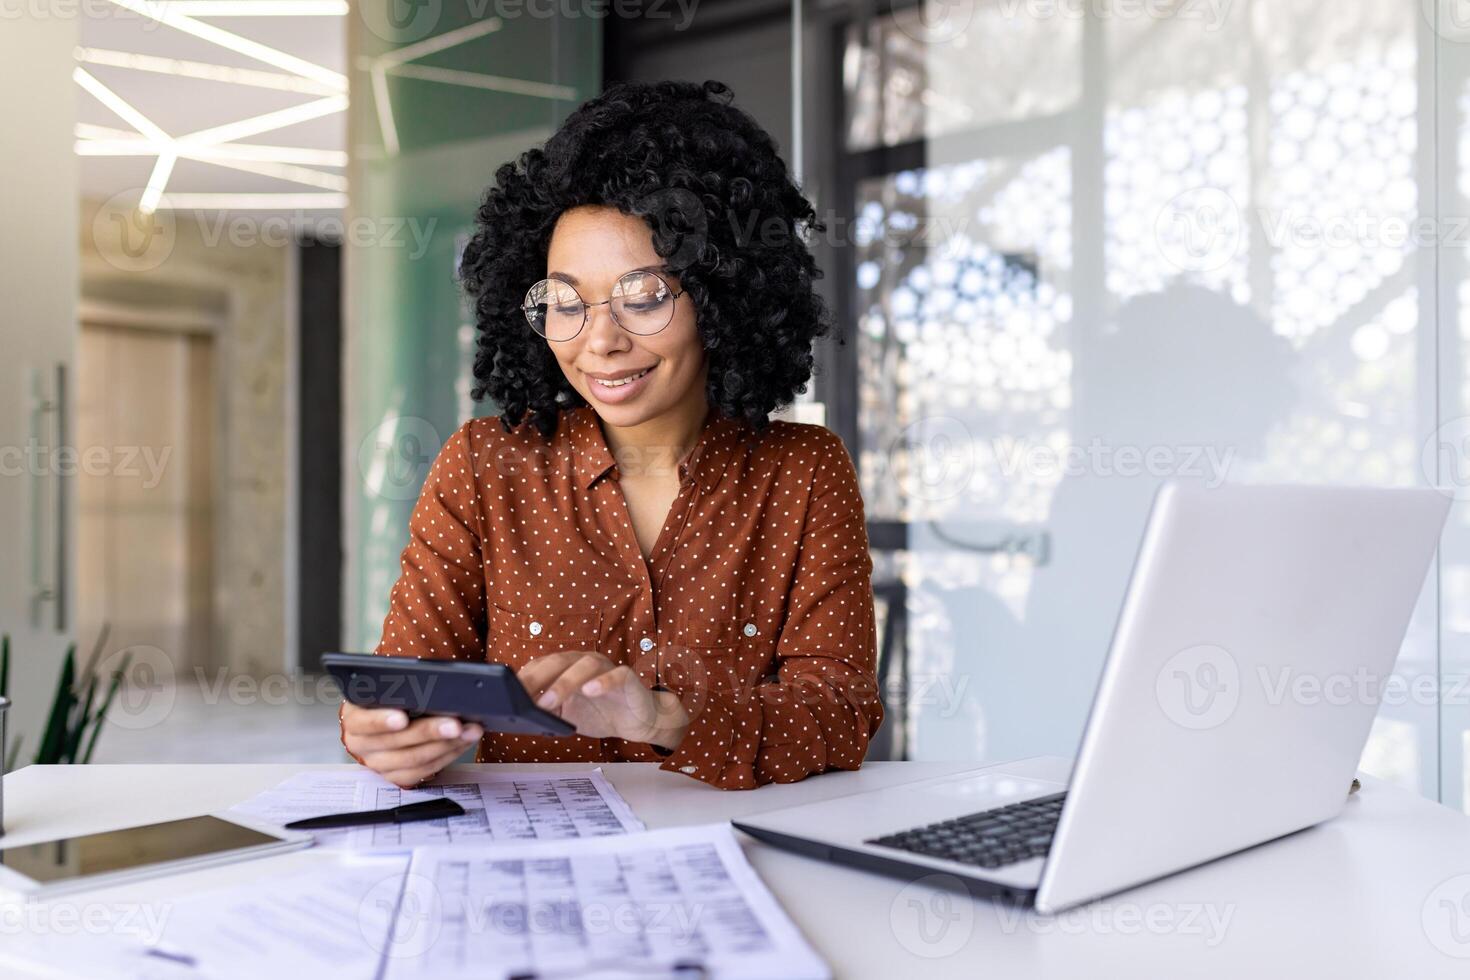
left=340, top=701, right=483, bottom=788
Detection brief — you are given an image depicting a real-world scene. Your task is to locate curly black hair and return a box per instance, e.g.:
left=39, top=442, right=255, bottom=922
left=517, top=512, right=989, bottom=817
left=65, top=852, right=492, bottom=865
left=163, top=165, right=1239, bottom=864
left=458, top=79, right=831, bottom=438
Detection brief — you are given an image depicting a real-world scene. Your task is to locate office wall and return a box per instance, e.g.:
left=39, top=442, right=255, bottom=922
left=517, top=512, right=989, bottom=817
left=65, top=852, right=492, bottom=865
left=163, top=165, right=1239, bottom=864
left=0, top=19, right=79, bottom=751
left=343, top=11, right=601, bottom=654
left=77, top=209, right=294, bottom=682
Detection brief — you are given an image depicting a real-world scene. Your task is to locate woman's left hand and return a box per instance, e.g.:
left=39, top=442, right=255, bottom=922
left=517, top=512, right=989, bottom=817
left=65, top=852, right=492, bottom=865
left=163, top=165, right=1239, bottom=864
left=517, top=651, right=690, bottom=751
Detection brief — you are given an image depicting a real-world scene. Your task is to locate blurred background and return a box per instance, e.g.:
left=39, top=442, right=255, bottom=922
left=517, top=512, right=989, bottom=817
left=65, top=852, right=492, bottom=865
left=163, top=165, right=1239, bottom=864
left=5, top=0, right=1470, bottom=812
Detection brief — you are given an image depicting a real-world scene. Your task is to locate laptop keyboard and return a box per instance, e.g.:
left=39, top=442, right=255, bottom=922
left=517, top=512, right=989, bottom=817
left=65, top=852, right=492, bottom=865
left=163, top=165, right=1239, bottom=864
left=865, top=792, right=1068, bottom=869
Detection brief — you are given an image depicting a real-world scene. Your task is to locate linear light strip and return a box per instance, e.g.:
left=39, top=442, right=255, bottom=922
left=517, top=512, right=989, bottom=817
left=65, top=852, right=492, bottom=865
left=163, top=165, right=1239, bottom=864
left=77, top=138, right=346, bottom=190
left=163, top=1, right=347, bottom=15
left=140, top=151, right=178, bottom=213
left=75, top=46, right=338, bottom=96
left=155, top=193, right=348, bottom=209
left=75, top=123, right=140, bottom=140
left=376, top=16, right=504, bottom=69
left=387, top=63, right=577, bottom=101
left=186, top=154, right=347, bottom=191
left=103, top=0, right=346, bottom=91
left=77, top=8, right=350, bottom=207
left=178, top=95, right=346, bottom=146
left=77, top=135, right=347, bottom=168
left=73, top=67, right=170, bottom=143
left=366, top=15, right=584, bottom=158
left=371, top=64, right=399, bottom=158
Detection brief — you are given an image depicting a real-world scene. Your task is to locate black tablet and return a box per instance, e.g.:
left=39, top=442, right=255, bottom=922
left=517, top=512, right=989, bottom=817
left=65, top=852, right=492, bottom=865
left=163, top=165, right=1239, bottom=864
left=321, top=652, right=576, bottom=737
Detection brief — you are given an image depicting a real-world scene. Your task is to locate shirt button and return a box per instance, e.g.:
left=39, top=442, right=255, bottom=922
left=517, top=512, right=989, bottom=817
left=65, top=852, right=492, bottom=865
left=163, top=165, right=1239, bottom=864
left=528, top=621, right=543, bottom=637
left=639, top=637, right=654, bottom=652
left=680, top=765, right=697, bottom=774
left=742, top=622, right=757, bottom=637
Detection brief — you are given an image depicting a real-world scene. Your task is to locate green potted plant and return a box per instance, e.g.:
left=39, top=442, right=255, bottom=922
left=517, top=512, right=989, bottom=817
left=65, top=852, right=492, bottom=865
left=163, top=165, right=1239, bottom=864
left=0, top=626, right=132, bottom=768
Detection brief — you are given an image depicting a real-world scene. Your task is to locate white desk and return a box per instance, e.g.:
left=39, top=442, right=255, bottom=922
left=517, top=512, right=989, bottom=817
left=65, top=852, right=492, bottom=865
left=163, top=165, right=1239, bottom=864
left=4, top=759, right=1470, bottom=978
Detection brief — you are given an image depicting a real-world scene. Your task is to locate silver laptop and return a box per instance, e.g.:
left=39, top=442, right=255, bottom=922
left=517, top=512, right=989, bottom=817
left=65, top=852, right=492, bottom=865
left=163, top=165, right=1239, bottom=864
left=732, top=482, right=1449, bottom=913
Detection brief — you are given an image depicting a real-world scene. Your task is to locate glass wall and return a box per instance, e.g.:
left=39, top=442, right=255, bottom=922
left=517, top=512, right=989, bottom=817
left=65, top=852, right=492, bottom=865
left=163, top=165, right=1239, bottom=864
left=826, top=0, right=1470, bottom=809
left=343, top=10, right=600, bottom=654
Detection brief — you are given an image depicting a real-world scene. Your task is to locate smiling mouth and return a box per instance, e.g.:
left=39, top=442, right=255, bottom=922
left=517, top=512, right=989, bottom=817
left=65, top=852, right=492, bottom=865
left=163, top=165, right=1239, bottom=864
left=589, top=366, right=654, bottom=388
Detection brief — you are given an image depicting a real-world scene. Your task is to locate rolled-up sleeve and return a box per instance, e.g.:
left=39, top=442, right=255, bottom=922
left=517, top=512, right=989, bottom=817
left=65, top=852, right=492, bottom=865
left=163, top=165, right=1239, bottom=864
left=659, top=429, right=883, bottom=788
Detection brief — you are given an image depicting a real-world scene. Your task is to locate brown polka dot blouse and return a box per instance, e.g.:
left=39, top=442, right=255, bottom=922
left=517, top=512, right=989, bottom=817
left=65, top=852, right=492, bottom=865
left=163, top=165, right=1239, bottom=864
left=359, top=403, right=884, bottom=789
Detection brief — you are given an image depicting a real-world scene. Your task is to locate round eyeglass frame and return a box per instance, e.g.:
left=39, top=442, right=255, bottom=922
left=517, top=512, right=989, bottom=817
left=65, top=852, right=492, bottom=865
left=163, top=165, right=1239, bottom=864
left=522, top=269, right=685, bottom=342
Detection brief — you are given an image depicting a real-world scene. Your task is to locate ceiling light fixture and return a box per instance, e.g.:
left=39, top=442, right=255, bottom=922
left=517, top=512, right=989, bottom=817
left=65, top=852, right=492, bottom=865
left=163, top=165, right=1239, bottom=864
left=366, top=17, right=504, bottom=156
left=155, top=193, right=348, bottom=210
left=186, top=155, right=347, bottom=191
left=78, top=2, right=352, bottom=210
left=140, top=151, right=177, bottom=214
left=76, top=138, right=346, bottom=190
left=76, top=133, right=347, bottom=169
left=75, top=46, right=338, bottom=96
left=73, top=67, right=169, bottom=143
left=102, top=0, right=346, bottom=92
left=385, top=63, right=577, bottom=101
left=163, top=1, right=348, bottom=15
left=177, top=95, right=346, bottom=146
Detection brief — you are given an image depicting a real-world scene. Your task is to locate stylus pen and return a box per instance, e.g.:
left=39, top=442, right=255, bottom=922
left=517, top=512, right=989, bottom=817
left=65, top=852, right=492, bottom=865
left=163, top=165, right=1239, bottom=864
left=284, top=797, right=465, bottom=830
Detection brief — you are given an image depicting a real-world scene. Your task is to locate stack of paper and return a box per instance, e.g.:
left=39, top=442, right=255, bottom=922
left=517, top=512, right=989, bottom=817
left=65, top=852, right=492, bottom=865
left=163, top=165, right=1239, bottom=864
left=2, top=771, right=828, bottom=980
left=227, top=769, right=644, bottom=849
left=381, top=824, right=828, bottom=980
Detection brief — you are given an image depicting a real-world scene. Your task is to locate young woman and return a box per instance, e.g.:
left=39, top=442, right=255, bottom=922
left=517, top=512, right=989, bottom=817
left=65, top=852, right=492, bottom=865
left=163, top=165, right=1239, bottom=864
left=341, top=80, right=882, bottom=790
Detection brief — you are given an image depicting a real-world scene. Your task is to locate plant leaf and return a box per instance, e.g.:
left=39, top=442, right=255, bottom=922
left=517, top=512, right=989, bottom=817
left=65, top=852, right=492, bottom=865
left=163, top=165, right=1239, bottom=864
left=92, top=650, right=132, bottom=722
left=64, top=674, right=99, bottom=764
left=36, top=645, right=77, bottom=765
left=61, top=625, right=115, bottom=764
left=82, top=652, right=133, bottom=765
left=75, top=623, right=111, bottom=697
left=65, top=664, right=98, bottom=759
left=6, top=732, right=23, bottom=773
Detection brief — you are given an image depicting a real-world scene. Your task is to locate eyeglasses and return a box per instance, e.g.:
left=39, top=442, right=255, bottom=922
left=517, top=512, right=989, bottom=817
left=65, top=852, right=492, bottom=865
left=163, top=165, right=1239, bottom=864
left=522, top=269, right=684, bottom=342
